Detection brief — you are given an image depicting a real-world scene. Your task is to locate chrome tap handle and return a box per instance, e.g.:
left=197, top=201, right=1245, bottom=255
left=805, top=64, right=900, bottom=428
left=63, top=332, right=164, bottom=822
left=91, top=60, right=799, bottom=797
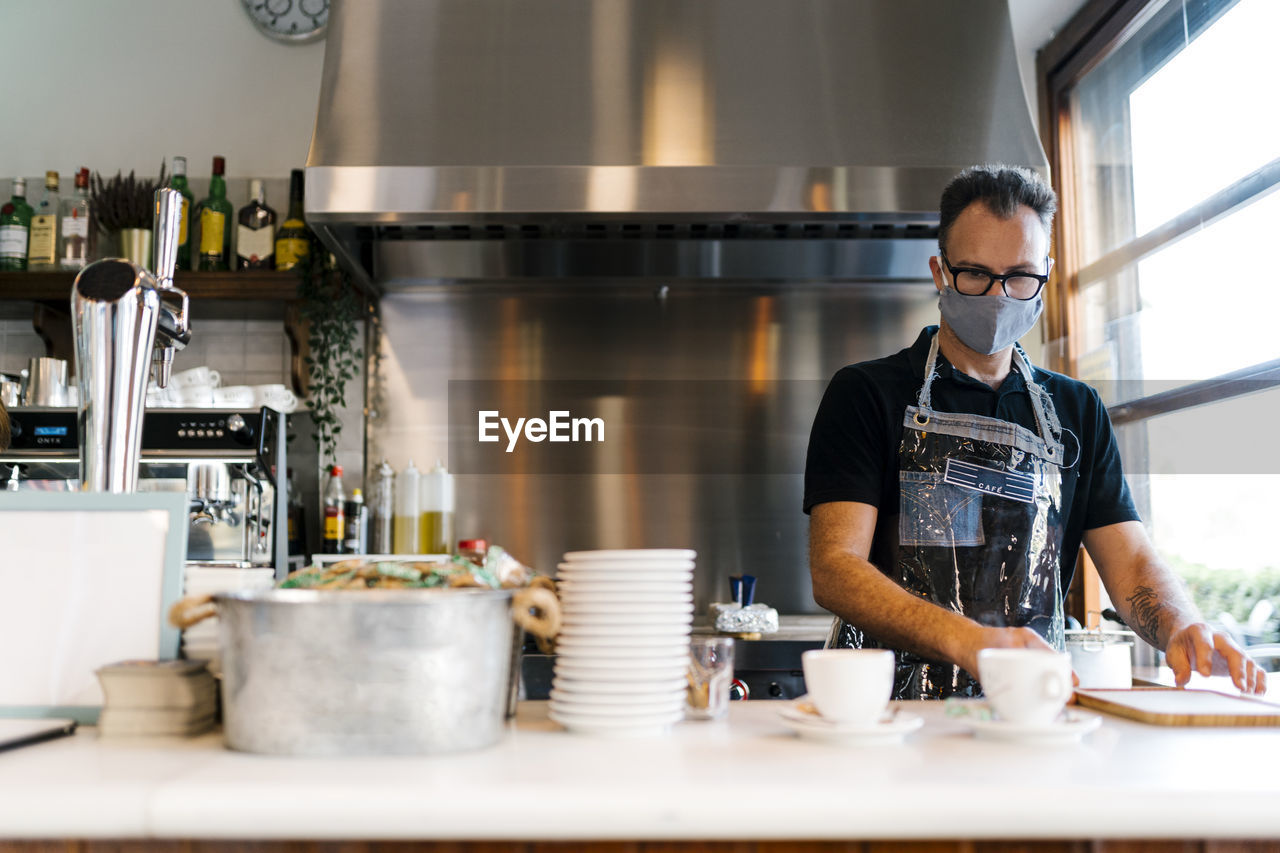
left=152, top=188, right=184, bottom=289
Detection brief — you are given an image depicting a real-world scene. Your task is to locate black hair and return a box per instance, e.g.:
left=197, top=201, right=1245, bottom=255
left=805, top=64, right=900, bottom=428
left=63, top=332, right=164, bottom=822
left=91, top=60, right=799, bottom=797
left=938, top=165, right=1057, bottom=253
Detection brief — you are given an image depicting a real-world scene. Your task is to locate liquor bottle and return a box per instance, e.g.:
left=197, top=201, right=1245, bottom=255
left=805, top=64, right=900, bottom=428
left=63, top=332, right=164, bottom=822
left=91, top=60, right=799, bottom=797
left=169, top=156, right=194, bottom=270
left=197, top=156, right=233, bottom=271
left=275, top=168, right=309, bottom=271
left=0, top=178, right=33, bottom=271
left=322, top=463, right=347, bottom=554
left=27, top=171, right=60, bottom=269
left=343, top=488, right=368, bottom=555
left=59, top=167, right=93, bottom=270
left=392, top=459, right=421, bottom=554
left=419, top=460, right=455, bottom=555
left=236, top=178, right=276, bottom=270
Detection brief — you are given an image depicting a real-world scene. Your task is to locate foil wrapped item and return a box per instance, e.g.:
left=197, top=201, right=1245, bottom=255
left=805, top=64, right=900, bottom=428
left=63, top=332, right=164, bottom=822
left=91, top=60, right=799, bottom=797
left=712, top=602, right=779, bottom=634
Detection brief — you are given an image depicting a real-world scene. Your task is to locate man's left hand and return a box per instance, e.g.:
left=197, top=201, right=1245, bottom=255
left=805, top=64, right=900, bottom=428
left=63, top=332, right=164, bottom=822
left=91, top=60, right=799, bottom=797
left=1165, top=622, right=1268, bottom=695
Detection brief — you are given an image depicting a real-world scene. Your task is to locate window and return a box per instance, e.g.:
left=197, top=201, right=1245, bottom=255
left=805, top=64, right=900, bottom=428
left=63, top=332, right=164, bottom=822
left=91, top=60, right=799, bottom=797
left=1048, top=0, right=1280, bottom=644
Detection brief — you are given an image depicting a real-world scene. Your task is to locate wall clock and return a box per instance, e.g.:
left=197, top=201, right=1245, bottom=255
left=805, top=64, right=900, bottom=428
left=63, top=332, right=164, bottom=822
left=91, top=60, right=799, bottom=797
left=241, top=0, right=329, bottom=45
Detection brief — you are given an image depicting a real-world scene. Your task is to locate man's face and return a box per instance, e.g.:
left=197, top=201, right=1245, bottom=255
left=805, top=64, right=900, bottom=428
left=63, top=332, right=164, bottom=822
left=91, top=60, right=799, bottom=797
left=930, top=202, right=1051, bottom=295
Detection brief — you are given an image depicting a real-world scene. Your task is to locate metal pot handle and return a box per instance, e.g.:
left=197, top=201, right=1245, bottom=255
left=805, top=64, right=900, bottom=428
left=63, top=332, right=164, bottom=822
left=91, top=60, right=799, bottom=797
left=169, top=593, right=217, bottom=630
left=511, top=584, right=561, bottom=640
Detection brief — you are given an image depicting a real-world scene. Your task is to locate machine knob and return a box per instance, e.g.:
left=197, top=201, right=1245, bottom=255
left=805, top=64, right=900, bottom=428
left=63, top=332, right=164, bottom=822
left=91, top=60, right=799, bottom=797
left=729, top=679, right=750, bottom=701
left=767, top=682, right=784, bottom=698
left=8, top=417, right=21, bottom=440
left=225, top=414, right=253, bottom=445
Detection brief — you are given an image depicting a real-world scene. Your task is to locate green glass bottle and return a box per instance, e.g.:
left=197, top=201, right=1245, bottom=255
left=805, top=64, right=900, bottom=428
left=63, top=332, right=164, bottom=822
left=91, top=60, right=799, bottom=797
left=169, top=156, right=195, bottom=271
left=0, top=178, right=35, bottom=271
left=197, top=156, right=233, bottom=271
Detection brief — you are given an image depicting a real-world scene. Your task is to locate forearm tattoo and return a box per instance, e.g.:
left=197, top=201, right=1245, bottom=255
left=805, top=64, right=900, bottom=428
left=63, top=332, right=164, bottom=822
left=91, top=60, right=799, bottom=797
left=1124, top=585, right=1162, bottom=647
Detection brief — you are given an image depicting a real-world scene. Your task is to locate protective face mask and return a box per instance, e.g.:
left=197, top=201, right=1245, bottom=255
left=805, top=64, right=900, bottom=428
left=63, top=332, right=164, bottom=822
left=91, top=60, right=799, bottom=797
left=938, top=282, right=1044, bottom=356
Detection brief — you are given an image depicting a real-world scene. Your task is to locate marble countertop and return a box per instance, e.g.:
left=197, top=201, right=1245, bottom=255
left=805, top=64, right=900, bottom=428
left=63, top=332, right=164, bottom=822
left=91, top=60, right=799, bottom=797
left=3, top=698, right=1280, bottom=841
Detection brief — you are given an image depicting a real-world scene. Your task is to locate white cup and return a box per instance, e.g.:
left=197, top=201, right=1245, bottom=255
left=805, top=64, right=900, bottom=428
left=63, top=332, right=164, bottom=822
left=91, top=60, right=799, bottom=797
left=179, top=385, right=215, bottom=408
left=253, top=384, right=297, bottom=413
left=977, top=648, right=1073, bottom=725
left=801, top=648, right=894, bottom=725
left=212, top=386, right=255, bottom=408
left=170, top=366, right=221, bottom=390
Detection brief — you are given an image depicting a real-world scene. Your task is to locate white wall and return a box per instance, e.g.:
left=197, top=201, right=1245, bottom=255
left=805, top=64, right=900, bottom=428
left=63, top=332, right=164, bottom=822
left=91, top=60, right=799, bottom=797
left=0, top=0, right=324, bottom=179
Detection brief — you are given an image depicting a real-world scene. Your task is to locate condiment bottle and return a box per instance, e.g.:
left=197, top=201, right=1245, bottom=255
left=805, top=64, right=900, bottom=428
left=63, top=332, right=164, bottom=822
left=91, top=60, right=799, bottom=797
left=419, top=459, right=455, bottom=555
left=343, top=488, right=368, bottom=555
left=322, top=464, right=346, bottom=554
left=457, top=538, right=487, bottom=567
left=370, top=459, right=394, bottom=554
left=393, top=459, right=421, bottom=554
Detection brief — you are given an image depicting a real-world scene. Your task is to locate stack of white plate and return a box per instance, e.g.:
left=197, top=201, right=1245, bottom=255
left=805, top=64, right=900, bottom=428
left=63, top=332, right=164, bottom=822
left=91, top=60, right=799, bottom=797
left=549, top=549, right=696, bottom=736
left=181, top=566, right=275, bottom=670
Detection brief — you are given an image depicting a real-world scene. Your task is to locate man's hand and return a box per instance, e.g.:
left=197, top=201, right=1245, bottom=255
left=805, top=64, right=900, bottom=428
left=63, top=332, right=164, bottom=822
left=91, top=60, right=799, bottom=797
left=959, top=626, right=1056, bottom=681
left=1165, top=622, right=1268, bottom=695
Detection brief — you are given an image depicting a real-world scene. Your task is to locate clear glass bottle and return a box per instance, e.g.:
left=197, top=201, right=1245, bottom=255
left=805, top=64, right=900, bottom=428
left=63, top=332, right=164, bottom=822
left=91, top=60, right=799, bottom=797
left=27, top=171, right=60, bottom=269
left=169, top=156, right=194, bottom=271
left=0, top=178, right=33, bottom=271
left=322, top=463, right=347, bottom=554
left=370, top=459, right=394, bottom=554
left=420, top=460, right=455, bottom=555
left=59, top=168, right=93, bottom=270
left=236, top=178, right=276, bottom=270
left=392, top=459, right=421, bottom=554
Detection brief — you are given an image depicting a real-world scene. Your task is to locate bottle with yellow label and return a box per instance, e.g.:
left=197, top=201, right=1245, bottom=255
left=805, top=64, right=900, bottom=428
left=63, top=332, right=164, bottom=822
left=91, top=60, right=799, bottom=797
left=169, top=156, right=194, bottom=270
left=197, top=156, right=232, bottom=271
left=275, top=168, right=309, bottom=271
left=27, top=172, right=60, bottom=269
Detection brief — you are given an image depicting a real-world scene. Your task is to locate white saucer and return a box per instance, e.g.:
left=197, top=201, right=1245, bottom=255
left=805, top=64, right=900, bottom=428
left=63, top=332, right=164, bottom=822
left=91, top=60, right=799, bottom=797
left=559, top=592, right=694, bottom=606
left=558, top=625, right=692, bottom=640
left=560, top=596, right=701, bottom=612
left=549, top=708, right=684, bottom=736
left=555, top=663, right=689, bottom=682
left=963, top=710, right=1102, bottom=744
left=778, top=701, right=924, bottom=745
left=564, top=550, right=696, bottom=562
left=561, top=613, right=695, bottom=627
left=553, top=642, right=691, bottom=658
left=557, top=580, right=692, bottom=595
left=555, top=571, right=694, bottom=584
left=555, top=651, right=690, bottom=667
left=552, top=675, right=688, bottom=695
left=549, top=691, right=686, bottom=714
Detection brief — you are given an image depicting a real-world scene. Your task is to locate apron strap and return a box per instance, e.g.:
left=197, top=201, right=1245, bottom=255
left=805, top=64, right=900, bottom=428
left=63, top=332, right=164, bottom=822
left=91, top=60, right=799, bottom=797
left=917, top=331, right=1066, bottom=461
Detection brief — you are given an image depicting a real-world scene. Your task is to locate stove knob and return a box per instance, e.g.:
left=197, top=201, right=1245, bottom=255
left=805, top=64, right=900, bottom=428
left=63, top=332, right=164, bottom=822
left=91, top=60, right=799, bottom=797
left=225, top=413, right=254, bottom=445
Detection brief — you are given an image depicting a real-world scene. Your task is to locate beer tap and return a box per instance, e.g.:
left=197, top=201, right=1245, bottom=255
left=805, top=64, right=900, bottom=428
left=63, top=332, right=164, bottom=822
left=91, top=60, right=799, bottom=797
left=150, top=188, right=190, bottom=389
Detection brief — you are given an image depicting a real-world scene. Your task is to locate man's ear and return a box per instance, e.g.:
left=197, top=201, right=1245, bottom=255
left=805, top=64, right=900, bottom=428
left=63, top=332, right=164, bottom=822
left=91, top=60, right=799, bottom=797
left=929, top=255, right=946, bottom=293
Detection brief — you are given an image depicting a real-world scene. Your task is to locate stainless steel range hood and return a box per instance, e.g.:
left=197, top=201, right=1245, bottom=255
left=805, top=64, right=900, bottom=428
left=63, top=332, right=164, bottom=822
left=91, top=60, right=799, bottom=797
left=305, top=0, right=1047, bottom=288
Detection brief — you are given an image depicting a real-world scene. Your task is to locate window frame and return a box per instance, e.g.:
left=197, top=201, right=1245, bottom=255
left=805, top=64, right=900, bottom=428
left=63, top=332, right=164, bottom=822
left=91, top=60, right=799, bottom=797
left=1037, top=0, right=1280, bottom=623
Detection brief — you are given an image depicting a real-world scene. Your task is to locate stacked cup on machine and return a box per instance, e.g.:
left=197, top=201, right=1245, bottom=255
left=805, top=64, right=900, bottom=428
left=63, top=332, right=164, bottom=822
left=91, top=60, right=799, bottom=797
left=549, top=549, right=696, bottom=736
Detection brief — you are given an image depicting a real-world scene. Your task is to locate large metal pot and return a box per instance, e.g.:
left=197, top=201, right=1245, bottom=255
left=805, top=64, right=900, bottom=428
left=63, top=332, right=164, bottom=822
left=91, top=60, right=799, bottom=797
left=184, top=586, right=555, bottom=756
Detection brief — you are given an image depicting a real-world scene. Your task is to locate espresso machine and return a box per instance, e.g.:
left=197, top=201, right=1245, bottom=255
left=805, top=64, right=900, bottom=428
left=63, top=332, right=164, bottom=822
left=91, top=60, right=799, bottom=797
left=0, top=187, right=288, bottom=575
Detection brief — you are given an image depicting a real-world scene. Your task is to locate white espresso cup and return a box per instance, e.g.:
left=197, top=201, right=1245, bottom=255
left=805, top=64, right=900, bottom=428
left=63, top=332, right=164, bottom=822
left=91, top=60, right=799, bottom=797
left=801, top=648, right=894, bottom=725
left=212, top=385, right=255, bottom=408
left=977, top=648, right=1073, bottom=725
left=253, top=384, right=297, bottom=413
left=171, top=366, right=221, bottom=390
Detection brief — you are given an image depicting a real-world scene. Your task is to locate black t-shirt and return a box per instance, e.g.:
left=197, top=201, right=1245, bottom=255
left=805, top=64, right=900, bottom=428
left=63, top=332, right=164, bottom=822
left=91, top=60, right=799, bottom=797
left=803, top=326, right=1140, bottom=590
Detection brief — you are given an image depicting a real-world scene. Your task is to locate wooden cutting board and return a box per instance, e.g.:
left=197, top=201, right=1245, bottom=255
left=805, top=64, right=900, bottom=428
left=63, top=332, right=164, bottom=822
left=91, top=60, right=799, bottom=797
left=1074, top=687, right=1280, bottom=726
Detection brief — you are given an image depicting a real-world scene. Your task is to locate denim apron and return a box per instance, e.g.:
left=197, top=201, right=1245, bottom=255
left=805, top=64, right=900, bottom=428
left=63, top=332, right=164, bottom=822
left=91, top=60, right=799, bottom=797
left=828, top=331, right=1069, bottom=700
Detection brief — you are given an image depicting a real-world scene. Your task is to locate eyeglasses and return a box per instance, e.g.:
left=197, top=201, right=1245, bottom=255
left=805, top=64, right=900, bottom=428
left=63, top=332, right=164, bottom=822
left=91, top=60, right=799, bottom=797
left=939, top=253, right=1051, bottom=301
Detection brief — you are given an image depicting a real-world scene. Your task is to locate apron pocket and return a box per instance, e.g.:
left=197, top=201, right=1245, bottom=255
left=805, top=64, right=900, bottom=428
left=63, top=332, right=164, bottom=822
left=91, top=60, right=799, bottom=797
left=899, top=470, right=985, bottom=547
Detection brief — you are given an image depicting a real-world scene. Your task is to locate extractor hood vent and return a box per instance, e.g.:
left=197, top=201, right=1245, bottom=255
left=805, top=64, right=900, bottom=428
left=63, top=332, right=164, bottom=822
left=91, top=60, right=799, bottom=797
left=306, top=0, right=1045, bottom=287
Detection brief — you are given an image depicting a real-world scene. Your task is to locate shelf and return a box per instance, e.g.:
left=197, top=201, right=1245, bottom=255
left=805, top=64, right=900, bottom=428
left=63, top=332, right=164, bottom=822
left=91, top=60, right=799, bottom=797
left=0, top=270, right=300, bottom=302
left=0, top=270, right=310, bottom=396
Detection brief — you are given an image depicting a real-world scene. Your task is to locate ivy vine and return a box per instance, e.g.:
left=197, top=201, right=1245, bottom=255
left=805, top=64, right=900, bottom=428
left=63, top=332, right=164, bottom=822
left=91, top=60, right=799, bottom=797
left=296, top=248, right=364, bottom=468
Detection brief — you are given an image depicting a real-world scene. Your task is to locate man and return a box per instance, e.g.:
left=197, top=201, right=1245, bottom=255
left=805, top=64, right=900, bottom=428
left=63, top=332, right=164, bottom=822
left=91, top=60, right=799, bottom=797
left=804, top=165, right=1266, bottom=700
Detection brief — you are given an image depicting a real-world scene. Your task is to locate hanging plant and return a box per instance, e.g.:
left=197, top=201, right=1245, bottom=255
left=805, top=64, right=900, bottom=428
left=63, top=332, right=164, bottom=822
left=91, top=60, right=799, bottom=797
left=296, top=246, right=364, bottom=468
